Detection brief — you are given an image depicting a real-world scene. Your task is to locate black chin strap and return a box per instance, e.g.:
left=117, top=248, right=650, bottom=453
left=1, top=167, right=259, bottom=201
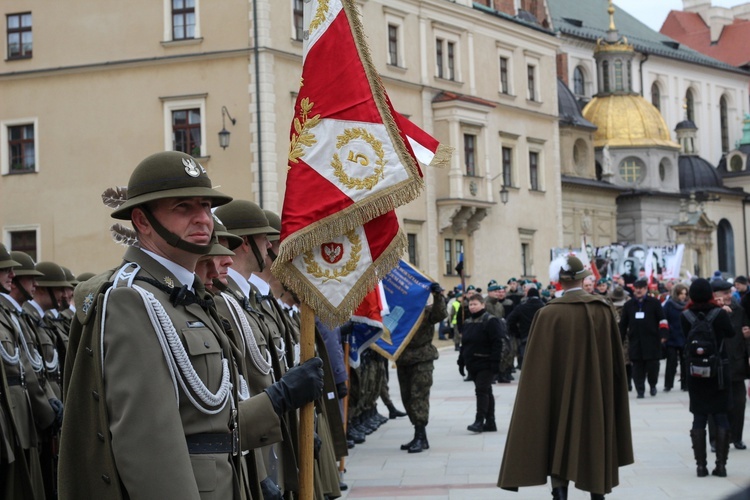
left=268, top=248, right=277, bottom=262
left=46, top=288, right=60, bottom=310
left=141, top=206, right=213, bottom=256
left=12, top=277, right=33, bottom=302
left=0, top=284, right=9, bottom=294
left=247, top=237, right=265, bottom=272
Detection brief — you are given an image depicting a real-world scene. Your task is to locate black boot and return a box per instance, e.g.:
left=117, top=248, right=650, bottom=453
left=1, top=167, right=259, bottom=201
left=400, top=427, right=417, bottom=451
left=590, top=494, right=605, bottom=500
left=551, top=486, right=568, bottom=500
left=467, top=415, right=484, bottom=433
left=386, top=402, right=407, bottom=419
left=483, top=418, right=497, bottom=432
left=408, top=425, right=429, bottom=453
left=690, top=429, right=708, bottom=477
left=712, top=427, right=730, bottom=477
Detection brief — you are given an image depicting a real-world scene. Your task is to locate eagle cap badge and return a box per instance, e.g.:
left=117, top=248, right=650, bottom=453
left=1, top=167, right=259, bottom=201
left=321, top=242, right=344, bottom=264
left=182, top=157, right=205, bottom=177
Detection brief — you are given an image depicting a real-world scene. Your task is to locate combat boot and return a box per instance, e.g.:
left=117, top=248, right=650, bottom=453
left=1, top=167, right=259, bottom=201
left=482, top=418, right=497, bottom=432
left=400, top=428, right=418, bottom=451
left=408, top=425, right=429, bottom=453
left=386, top=401, right=407, bottom=419
left=712, top=427, right=730, bottom=477
left=467, top=414, right=484, bottom=433
left=374, top=408, right=389, bottom=426
left=690, top=429, right=708, bottom=477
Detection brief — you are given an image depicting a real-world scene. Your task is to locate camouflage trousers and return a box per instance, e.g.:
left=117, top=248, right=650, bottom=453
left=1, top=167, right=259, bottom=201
left=350, top=350, right=382, bottom=420
left=396, top=361, right=434, bottom=427
left=499, top=335, right=515, bottom=374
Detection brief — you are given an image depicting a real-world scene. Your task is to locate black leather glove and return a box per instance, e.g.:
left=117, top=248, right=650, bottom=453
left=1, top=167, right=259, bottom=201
left=49, top=398, right=63, bottom=428
left=457, top=358, right=465, bottom=377
left=336, top=381, right=348, bottom=399
left=314, top=432, right=322, bottom=460
left=260, top=476, right=282, bottom=500
left=430, top=282, right=443, bottom=294
left=264, top=357, right=324, bottom=416
left=339, top=321, right=353, bottom=340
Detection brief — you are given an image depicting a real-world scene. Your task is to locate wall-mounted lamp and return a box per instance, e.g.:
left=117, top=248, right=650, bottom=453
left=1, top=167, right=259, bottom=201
left=218, top=106, right=236, bottom=149
left=499, top=185, right=509, bottom=205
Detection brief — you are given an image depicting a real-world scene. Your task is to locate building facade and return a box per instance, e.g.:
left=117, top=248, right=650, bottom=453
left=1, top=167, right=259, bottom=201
left=1, top=0, right=563, bottom=288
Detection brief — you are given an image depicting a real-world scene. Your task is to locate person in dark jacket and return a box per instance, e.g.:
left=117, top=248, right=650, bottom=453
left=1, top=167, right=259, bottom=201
left=506, top=287, right=544, bottom=369
left=710, top=278, right=750, bottom=451
left=663, top=283, right=689, bottom=392
left=396, top=283, right=446, bottom=453
left=619, top=278, right=669, bottom=398
left=682, top=278, right=735, bottom=478
left=457, top=294, right=504, bottom=433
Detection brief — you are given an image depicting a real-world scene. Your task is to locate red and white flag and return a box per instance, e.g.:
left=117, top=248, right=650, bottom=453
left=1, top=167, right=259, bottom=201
left=273, top=0, right=447, bottom=326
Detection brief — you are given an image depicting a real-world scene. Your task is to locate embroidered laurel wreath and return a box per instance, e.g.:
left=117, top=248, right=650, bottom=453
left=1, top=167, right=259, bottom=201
left=303, top=230, right=362, bottom=283
left=308, top=0, right=330, bottom=32
left=289, top=97, right=321, bottom=165
left=331, top=127, right=386, bottom=191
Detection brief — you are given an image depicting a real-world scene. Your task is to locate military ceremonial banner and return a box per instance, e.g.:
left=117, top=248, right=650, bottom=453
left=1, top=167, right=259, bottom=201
left=371, top=260, right=432, bottom=362
left=273, top=0, right=448, bottom=326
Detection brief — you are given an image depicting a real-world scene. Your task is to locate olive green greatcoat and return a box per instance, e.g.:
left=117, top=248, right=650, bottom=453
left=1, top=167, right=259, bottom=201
left=21, top=305, right=62, bottom=401
left=59, top=248, right=282, bottom=500
left=498, top=290, right=633, bottom=495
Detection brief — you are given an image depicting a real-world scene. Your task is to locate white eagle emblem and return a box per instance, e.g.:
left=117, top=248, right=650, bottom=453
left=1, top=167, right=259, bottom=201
left=321, top=242, right=344, bottom=264
left=182, top=157, right=205, bottom=177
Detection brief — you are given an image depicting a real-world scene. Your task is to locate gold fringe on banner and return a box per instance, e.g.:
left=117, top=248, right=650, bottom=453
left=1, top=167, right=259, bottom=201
left=429, top=144, right=454, bottom=169
left=273, top=229, right=407, bottom=328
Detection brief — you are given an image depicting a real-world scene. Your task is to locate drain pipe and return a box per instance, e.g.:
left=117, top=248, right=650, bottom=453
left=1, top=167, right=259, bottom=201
left=253, top=0, right=263, bottom=207
left=639, top=52, right=649, bottom=96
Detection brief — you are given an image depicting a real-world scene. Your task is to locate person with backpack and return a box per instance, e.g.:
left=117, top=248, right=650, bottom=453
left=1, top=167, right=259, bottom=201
left=457, top=294, right=504, bottom=433
left=681, top=278, right=735, bottom=478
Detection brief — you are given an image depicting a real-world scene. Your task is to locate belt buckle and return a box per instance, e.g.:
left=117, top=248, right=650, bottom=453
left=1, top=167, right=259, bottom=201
left=231, top=409, right=239, bottom=456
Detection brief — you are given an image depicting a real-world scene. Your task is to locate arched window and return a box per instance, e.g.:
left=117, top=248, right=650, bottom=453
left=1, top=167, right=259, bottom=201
left=717, top=219, right=735, bottom=275
left=651, top=82, right=661, bottom=111
left=573, top=66, right=585, bottom=97
left=602, top=61, right=609, bottom=93
left=720, top=95, right=729, bottom=153
left=686, top=89, right=695, bottom=122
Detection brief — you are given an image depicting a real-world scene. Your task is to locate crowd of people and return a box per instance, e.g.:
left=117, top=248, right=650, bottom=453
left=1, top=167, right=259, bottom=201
left=443, top=259, right=750, bottom=498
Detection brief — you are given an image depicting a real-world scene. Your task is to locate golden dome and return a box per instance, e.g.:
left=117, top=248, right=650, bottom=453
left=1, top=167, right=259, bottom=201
left=582, top=94, right=680, bottom=149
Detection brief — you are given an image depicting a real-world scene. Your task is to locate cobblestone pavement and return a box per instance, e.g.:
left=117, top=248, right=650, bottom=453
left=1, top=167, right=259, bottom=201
left=338, top=341, right=750, bottom=499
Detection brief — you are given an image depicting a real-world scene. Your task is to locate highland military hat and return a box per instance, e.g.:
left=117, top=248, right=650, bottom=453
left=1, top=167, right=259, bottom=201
left=487, top=279, right=502, bottom=292
left=111, top=151, right=232, bottom=220
left=212, top=215, right=243, bottom=250
left=0, top=244, right=21, bottom=269
left=61, top=266, right=78, bottom=287
left=507, top=277, right=517, bottom=284
left=557, top=255, right=591, bottom=281
left=264, top=209, right=282, bottom=242
left=35, top=262, right=73, bottom=288
left=10, top=251, right=43, bottom=277
left=213, top=200, right=279, bottom=237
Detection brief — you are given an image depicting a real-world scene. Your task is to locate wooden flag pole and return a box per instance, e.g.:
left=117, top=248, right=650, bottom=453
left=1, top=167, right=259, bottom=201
left=299, top=302, right=316, bottom=500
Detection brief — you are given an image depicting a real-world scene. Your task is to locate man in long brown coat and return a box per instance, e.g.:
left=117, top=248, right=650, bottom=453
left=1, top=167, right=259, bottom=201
left=498, top=255, right=633, bottom=500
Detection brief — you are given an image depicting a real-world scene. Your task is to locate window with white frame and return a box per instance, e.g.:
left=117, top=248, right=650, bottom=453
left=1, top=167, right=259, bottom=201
left=497, top=44, right=514, bottom=96
left=164, top=0, right=200, bottom=42
left=527, top=140, right=545, bottom=191
left=384, top=8, right=406, bottom=68
left=434, top=27, right=461, bottom=82
left=519, top=228, right=536, bottom=278
left=293, top=0, right=304, bottom=41
left=499, top=132, right=519, bottom=188
left=4, top=226, right=39, bottom=262
left=526, top=64, right=537, bottom=101
left=162, top=96, right=207, bottom=157
left=1, top=118, right=39, bottom=175
left=464, top=133, right=477, bottom=176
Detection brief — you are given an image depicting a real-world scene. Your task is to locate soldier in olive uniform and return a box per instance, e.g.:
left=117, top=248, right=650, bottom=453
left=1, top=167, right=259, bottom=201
left=0, top=250, right=59, bottom=500
left=59, top=151, right=324, bottom=499
left=396, top=283, right=446, bottom=453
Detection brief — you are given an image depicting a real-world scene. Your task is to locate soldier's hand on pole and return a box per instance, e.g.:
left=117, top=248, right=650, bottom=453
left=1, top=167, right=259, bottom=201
left=260, top=476, right=282, bottom=500
left=49, top=398, right=64, bottom=429
left=264, top=357, right=324, bottom=416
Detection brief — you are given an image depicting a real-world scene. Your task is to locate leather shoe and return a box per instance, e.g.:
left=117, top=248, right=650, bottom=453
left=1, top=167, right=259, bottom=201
left=483, top=420, right=497, bottom=432
left=734, top=441, right=747, bottom=450
left=467, top=420, right=483, bottom=433
left=650, top=387, right=657, bottom=396
left=636, top=392, right=644, bottom=399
